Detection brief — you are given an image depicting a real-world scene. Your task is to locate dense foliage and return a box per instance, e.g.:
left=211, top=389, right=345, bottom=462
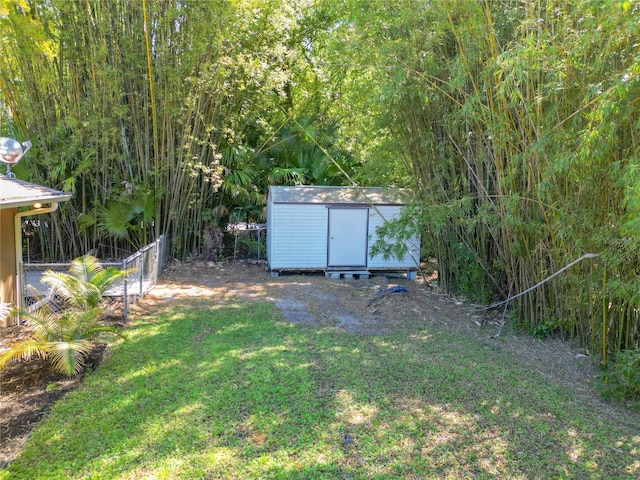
left=0, top=0, right=354, bottom=259
left=2, top=0, right=640, bottom=363
left=323, top=0, right=640, bottom=360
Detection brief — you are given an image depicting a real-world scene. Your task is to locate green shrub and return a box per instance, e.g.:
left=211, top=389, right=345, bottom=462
left=598, top=349, right=640, bottom=411
left=0, top=255, right=128, bottom=376
left=0, top=306, right=122, bottom=376
left=532, top=321, right=554, bottom=340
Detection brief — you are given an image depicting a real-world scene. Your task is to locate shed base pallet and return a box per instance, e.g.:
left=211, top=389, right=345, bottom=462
left=269, top=269, right=418, bottom=280
left=325, top=270, right=371, bottom=280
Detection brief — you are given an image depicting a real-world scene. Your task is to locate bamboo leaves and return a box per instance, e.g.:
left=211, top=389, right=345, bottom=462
left=324, top=0, right=640, bottom=358
left=1, top=0, right=341, bottom=258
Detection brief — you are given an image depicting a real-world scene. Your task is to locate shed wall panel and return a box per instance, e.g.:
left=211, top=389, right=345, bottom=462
left=266, top=196, right=274, bottom=264
left=268, top=204, right=328, bottom=269
left=367, top=206, right=419, bottom=269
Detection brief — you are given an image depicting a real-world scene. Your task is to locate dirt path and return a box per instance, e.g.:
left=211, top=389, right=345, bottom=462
left=2, top=260, right=638, bottom=467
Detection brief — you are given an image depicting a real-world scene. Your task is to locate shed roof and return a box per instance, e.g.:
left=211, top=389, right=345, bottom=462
left=269, top=186, right=412, bottom=205
left=0, top=176, right=72, bottom=209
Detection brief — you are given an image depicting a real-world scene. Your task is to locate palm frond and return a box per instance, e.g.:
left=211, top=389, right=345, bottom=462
left=0, top=303, right=10, bottom=326
left=0, top=340, right=50, bottom=369
left=96, top=203, right=134, bottom=240
left=15, top=307, right=61, bottom=342
left=41, top=270, right=82, bottom=295
left=130, top=191, right=156, bottom=224
left=77, top=211, right=97, bottom=232
left=268, top=167, right=306, bottom=185
left=84, top=325, right=127, bottom=342
left=69, top=255, right=102, bottom=283
left=48, top=340, right=93, bottom=376
left=90, top=267, right=133, bottom=294
left=61, top=308, right=105, bottom=340
left=41, top=272, right=101, bottom=309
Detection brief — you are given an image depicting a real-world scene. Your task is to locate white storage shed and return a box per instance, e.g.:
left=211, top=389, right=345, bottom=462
left=266, top=186, right=420, bottom=278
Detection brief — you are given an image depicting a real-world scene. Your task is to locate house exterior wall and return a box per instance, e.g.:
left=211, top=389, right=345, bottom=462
left=0, top=207, right=17, bottom=325
left=0, top=177, right=72, bottom=327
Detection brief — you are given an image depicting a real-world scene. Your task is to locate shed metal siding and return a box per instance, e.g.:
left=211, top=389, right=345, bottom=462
left=267, top=186, right=419, bottom=273
left=266, top=193, right=274, bottom=265
left=367, top=206, right=419, bottom=269
left=268, top=204, right=328, bottom=269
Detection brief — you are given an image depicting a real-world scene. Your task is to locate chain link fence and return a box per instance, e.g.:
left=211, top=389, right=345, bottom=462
left=22, top=234, right=171, bottom=319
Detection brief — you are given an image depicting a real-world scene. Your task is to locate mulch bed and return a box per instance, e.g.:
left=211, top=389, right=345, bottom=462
left=0, top=325, right=111, bottom=468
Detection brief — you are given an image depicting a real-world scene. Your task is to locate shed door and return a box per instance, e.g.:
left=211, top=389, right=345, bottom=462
left=328, top=208, right=368, bottom=267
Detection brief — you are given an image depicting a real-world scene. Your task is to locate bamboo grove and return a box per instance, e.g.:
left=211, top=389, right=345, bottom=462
left=327, top=0, right=640, bottom=360
left=0, top=0, right=352, bottom=259
left=1, top=0, right=640, bottom=362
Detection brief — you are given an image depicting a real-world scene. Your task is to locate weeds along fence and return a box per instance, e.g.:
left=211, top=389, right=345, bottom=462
left=22, top=234, right=172, bottom=319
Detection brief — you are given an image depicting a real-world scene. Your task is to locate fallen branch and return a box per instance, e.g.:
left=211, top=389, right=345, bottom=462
left=479, top=253, right=600, bottom=313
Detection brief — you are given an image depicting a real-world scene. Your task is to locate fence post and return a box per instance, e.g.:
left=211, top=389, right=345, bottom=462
left=123, top=258, right=128, bottom=319
left=155, top=236, right=160, bottom=283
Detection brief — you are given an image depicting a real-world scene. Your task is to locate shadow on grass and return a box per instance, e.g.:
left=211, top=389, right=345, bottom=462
left=2, top=299, right=639, bottom=479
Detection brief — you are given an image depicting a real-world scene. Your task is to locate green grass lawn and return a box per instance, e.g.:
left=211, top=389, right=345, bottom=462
left=2, top=299, right=638, bottom=479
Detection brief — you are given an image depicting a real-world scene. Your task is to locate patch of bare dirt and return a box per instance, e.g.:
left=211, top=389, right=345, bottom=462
left=148, top=260, right=639, bottom=428
left=2, top=260, right=638, bottom=468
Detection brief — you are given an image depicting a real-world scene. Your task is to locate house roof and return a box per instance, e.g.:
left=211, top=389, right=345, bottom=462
left=0, top=175, right=72, bottom=209
left=269, top=186, right=413, bottom=205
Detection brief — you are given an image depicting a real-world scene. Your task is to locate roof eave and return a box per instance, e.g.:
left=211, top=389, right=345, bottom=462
left=0, top=194, right=73, bottom=210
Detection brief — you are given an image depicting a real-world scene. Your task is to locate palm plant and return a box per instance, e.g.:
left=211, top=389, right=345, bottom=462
left=78, top=190, right=156, bottom=255
left=262, top=117, right=350, bottom=187
left=0, top=255, right=129, bottom=376
left=41, top=254, right=132, bottom=309
left=0, top=306, right=123, bottom=376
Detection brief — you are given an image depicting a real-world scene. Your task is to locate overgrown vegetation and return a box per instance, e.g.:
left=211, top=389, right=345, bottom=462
left=0, top=0, right=354, bottom=259
left=323, top=0, right=640, bottom=366
left=0, top=255, right=126, bottom=376
left=2, top=0, right=639, bottom=386
left=2, top=298, right=638, bottom=478
left=599, top=349, right=640, bottom=411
